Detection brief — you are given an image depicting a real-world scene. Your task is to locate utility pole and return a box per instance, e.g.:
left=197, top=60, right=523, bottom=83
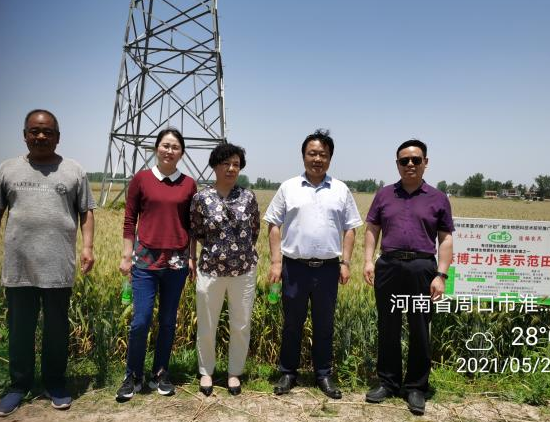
left=100, top=0, right=226, bottom=206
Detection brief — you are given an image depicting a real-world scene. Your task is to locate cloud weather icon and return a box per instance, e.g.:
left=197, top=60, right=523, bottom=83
left=465, top=332, right=494, bottom=351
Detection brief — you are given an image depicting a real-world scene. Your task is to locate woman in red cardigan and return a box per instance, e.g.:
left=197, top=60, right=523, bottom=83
left=116, top=128, right=196, bottom=401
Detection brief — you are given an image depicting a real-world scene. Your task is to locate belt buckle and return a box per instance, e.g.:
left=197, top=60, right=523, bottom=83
left=308, top=260, right=323, bottom=268
left=402, top=251, right=416, bottom=260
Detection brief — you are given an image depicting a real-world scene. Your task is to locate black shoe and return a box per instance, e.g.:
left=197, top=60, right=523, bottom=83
left=227, top=376, right=241, bottom=396
left=227, top=385, right=241, bottom=396
left=199, top=385, right=213, bottom=397
left=273, top=374, right=296, bottom=395
left=407, top=390, right=425, bottom=415
left=316, top=377, right=342, bottom=399
left=365, top=385, right=393, bottom=403
left=148, top=369, right=175, bottom=396
left=116, top=374, right=143, bottom=402
left=199, top=375, right=213, bottom=397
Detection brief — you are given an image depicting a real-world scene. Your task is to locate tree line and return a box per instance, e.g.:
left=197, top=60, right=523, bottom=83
left=238, top=177, right=384, bottom=193
left=437, top=174, right=550, bottom=199
left=88, top=171, right=550, bottom=199
left=243, top=175, right=550, bottom=198
left=87, top=172, right=116, bottom=182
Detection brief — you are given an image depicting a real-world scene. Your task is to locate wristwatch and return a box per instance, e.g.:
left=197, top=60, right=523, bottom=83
left=339, top=259, right=351, bottom=267
left=436, top=271, right=448, bottom=280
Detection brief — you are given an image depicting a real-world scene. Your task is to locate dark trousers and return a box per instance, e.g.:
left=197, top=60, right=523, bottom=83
left=6, top=286, right=72, bottom=393
left=126, top=266, right=187, bottom=378
left=374, top=256, right=436, bottom=393
left=279, top=257, right=340, bottom=379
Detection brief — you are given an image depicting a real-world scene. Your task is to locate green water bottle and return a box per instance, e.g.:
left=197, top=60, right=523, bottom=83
left=121, top=277, right=132, bottom=305
left=267, top=282, right=281, bottom=305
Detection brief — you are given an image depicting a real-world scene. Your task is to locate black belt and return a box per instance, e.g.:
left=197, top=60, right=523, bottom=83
left=287, top=257, right=340, bottom=268
left=382, top=250, right=434, bottom=260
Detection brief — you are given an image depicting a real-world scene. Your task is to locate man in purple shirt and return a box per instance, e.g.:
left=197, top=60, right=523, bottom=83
left=363, top=139, right=454, bottom=416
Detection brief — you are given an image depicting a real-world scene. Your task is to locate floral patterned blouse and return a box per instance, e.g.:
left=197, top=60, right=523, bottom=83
left=190, top=185, right=260, bottom=277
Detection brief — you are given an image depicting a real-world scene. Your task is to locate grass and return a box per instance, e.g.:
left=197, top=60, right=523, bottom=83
left=1, top=192, right=550, bottom=404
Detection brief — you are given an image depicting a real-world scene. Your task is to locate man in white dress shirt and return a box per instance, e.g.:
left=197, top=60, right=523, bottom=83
left=264, top=129, right=362, bottom=398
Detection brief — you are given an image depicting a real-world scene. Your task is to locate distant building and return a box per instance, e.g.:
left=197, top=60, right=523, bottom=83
left=501, top=189, right=520, bottom=199
left=484, top=190, right=498, bottom=199
left=524, top=189, right=541, bottom=201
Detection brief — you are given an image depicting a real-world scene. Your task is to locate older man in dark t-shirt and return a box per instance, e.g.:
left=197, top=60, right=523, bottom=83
left=363, top=139, right=454, bottom=416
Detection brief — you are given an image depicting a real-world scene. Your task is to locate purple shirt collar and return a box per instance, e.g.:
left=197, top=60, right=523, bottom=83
left=393, top=179, right=428, bottom=196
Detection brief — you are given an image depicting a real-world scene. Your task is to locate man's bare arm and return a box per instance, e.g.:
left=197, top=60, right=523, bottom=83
left=79, top=210, right=95, bottom=274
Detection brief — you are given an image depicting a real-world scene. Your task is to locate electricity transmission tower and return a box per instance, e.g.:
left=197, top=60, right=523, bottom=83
left=100, top=0, right=226, bottom=206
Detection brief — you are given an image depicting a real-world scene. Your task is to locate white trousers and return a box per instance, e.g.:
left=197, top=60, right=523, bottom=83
left=196, top=267, right=257, bottom=376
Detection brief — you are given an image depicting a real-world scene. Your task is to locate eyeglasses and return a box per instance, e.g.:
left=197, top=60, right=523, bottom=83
left=26, top=128, right=58, bottom=137
left=397, top=156, right=423, bottom=166
left=158, top=143, right=181, bottom=152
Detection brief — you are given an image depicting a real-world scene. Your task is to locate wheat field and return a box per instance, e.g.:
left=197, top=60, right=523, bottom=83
left=0, top=189, right=549, bottom=389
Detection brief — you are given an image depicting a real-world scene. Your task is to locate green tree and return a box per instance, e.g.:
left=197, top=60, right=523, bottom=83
left=503, top=180, right=514, bottom=190
left=462, top=173, right=484, bottom=197
left=515, top=184, right=526, bottom=196
left=448, top=182, right=462, bottom=195
left=436, top=180, right=448, bottom=193
left=237, top=174, right=250, bottom=188
left=343, top=180, right=357, bottom=191
left=254, top=177, right=267, bottom=189
left=345, top=179, right=379, bottom=193
left=483, top=178, right=502, bottom=194
left=252, top=177, right=280, bottom=190
left=535, top=175, right=550, bottom=198
left=87, top=172, right=125, bottom=183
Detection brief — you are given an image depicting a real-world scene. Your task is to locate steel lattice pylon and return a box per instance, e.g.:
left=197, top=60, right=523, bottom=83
left=99, top=0, right=226, bottom=206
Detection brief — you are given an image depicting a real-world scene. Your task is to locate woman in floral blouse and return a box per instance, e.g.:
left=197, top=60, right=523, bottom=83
left=190, top=143, right=260, bottom=396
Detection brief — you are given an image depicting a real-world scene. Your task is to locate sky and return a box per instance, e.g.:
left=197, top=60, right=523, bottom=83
left=0, top=0, right=549, bottom=188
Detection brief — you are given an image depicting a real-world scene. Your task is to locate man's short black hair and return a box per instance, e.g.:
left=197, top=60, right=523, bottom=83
left=209, top=143, right=246, bottom=169
left=396, top=139, right=427, bottom=158
left=301, top=129, right=334, bottom=158
left=24, top=109, right=60, bottom=132
left=155, top=128, right=185, bottom=150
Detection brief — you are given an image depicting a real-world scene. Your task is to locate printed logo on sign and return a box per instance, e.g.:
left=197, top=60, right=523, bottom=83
left=488, top=231, right=512, bottom=243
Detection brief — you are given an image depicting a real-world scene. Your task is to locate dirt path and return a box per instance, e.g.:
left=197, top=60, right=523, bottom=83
left=4, top=385, right=549, bottom=422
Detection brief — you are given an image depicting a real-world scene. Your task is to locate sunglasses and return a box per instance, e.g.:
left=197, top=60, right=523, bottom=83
left=397, top=156, right=423, bottom=166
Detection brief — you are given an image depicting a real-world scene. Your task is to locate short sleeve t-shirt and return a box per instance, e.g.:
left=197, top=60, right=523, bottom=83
left=0, top=156, right=97, bottom=288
